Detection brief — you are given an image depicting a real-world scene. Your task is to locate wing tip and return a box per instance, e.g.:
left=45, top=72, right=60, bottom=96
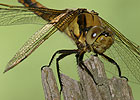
left=3, top=69, right=7, bottom=73
left=3, top=63, right=18, bottom=73
left=3, top=67, right=12, bottom=73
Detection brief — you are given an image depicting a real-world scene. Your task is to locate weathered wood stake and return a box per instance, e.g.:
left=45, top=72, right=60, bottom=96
left=41, top=55, right=134, bottom=100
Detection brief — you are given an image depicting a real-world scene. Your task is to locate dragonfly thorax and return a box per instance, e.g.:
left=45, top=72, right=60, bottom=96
left=64, top=12, right=114, bottom=54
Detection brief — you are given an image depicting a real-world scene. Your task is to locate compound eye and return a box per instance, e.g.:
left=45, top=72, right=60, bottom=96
left=86, top=26, right=104, bottom=45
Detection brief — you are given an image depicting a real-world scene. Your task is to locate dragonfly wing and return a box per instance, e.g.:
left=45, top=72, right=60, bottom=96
left=0, top=3, right=67, bottom=25
left=4, top=9, right=80, bottom=73
left=101, top=17, right=140, bottom=56
left=4, top=23, right=57, bottom=72
left=101, top=18, right=140, bottom=84
left=104, top=38, right=140, bottom=84
left=0, top=5, right=45, bottom=25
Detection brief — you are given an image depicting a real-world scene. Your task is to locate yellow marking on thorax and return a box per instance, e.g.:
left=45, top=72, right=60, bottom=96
left=64, top=17, right=80, bottom=40
left=85, top=13, right=94, bottom=27
left=64, top=13, right=105, bottom=46
left=78, top=32, right=85, bottom=43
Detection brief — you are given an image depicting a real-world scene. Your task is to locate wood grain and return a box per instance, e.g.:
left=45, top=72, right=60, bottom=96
left=41, top=55, right=134, bottom=100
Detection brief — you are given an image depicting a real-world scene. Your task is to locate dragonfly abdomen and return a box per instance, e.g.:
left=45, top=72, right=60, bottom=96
left=18, top=0, right=44, bottom=8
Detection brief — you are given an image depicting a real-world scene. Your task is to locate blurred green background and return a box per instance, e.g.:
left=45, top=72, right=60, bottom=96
left=0, top=0, right=140, bottom=100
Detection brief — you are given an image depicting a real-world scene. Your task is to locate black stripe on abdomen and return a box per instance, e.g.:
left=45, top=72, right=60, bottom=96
left=22, top=0, right=38, bottom=7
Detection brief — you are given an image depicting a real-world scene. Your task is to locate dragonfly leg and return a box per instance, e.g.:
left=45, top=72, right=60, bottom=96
left=56, top=53, right=75, bottom=93
left=41, top=49, right=78, bottom=93
left=75, top=52, right=97, bottom=85
left=100, top=53, right=128, bottom=81
left=47, top=49, right=78, bottom=67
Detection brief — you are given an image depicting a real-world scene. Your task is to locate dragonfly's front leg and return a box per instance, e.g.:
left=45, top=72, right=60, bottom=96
left=41, top=49, right=78, bottom=93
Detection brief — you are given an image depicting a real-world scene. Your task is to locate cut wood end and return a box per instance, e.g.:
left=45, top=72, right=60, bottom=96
left=41, top=67, right=61, bottom=100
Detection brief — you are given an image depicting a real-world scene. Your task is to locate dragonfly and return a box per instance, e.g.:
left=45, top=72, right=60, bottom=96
left=0, top=0, right=140, bottom=92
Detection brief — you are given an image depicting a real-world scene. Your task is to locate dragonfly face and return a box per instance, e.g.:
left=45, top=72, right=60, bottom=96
left=86, top=26, right=114, bottom=54
left=0, top=0, right=140, bottom=88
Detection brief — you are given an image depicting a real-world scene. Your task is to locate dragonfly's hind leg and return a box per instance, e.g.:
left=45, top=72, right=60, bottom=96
left=41, top=49, right=78, bottom=93
left=100, top=53, right=128, bottom=81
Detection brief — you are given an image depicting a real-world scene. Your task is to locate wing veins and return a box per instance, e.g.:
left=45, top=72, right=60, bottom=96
left=4, top=10, right=79, bottom=72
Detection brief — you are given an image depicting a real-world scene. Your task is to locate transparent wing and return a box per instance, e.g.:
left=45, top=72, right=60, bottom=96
left=101, top=18, right=140, bottom=84
left=0, top=3, right=67, bottom=25
left=0, top=4, right=45, bottom=25
left=4, top=9, right=79, bottom=73
left=4, top=23, right=57, bottom=72
left=101, top=17, right=140, bottom=56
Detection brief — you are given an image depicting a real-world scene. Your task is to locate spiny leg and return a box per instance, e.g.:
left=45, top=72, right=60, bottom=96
left=100, top=53, right=128, bottom=81
left=47, top=49, right=78, bottom=67
left=76, top=52, right=97, bottom=85
left=56, top=53, right=76, bottom=93
left=41, top=49, right=78, bottom=93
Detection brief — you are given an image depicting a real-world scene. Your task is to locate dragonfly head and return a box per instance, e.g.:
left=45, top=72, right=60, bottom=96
left=85, top=26, right=114, bottom=54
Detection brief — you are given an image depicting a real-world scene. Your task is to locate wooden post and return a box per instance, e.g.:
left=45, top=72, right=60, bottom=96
left=41, top=55, right=134, bottom=100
